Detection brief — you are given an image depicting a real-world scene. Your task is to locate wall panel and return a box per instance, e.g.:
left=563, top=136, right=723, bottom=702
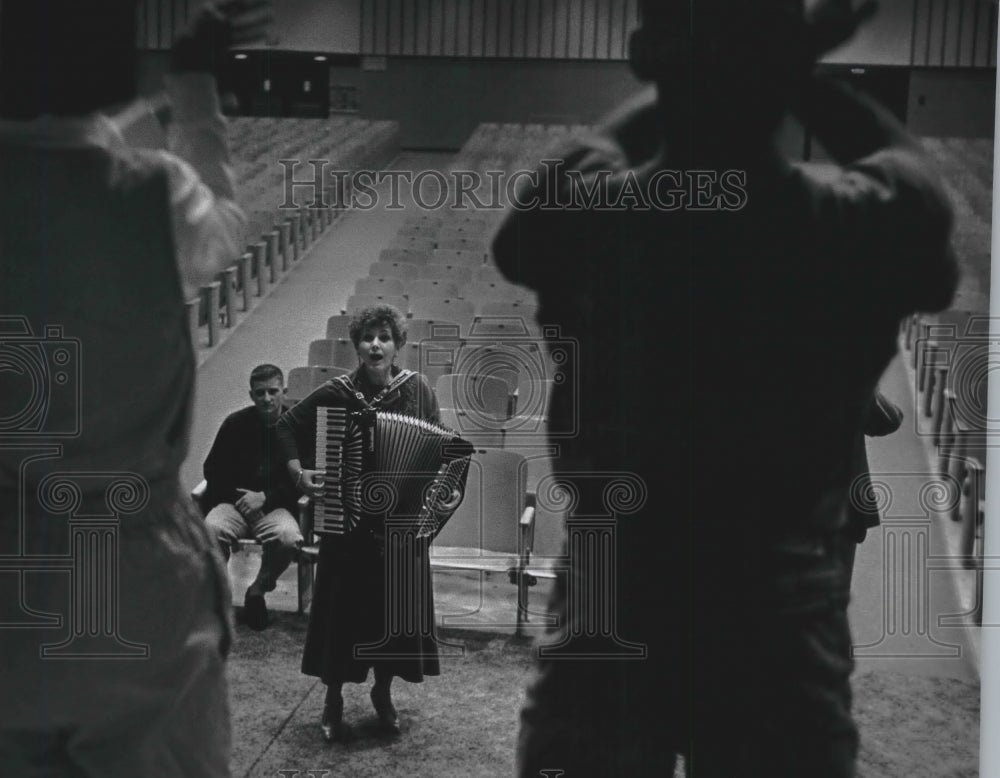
left=566, top=0, right=583, bottom=59
left=443, top=0, right=460, bottom=56
left=910, top=0, right=998, bottom=66
left=457, top=1, right=473, bottom=57
left=957, top=1, right=977, bottom=65
left=469, top=0, right=486, bottom=57
left=497, top=0, right=513, bottom=57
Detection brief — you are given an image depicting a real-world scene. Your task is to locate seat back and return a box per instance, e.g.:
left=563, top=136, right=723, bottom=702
left=370, top=260, right=419, bottom=279
left=437, top=236, right=487, bottom=255
left=344, top=294, right=409, bottom=316
left=307, top=338, right=357, bottom=368
left=454, top=341, right=547, bottom=394
left=478, top=300, right=538, bottom=319
left=404, top=318, right=462, bottom=345
left=356, top=276, right=405, bottom=297
left=408, top=297, right=476, bottom=334
left=435, top=373, right=512, bottom=421
left=400, top=340, right=460, bottom=387
left=419, top=264, right=474, bottom=285
left=468, top=315, right=540, bottom=339
left=432, top=449, right=526, bottom=554
left=381, top=246, right=431, bottom=265
left=287, top=365, right=351, bottom=402
left=473, top=264, right=503, bottom=283
left=407, top=278, right=461, bottom=299
left=461, top=282, right=526, bottom=305
left=433, top=248, right=485, bottom=266
left=325, top=314, right=352, bottom=340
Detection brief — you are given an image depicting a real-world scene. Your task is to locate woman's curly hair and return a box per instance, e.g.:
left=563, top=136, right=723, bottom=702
left=347, top=304, right=408, bottom=350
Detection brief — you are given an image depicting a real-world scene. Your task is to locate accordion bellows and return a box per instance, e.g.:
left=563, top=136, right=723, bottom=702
left=315, top=407, right=474, bottom=539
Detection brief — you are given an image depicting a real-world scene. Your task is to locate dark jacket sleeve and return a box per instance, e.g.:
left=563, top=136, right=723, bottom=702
left=263, top=406, right=299, bottom=513
left=275, top=380, right=352, bottom=470
left=203, top=413, right=239, bottom=510
left=795, top=77, right=958, bottom=315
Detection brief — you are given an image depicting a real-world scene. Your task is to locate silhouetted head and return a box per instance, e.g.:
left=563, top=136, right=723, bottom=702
left=0, top=1, right=139, bottom=119
left=630, top=0, right=806, bottom=146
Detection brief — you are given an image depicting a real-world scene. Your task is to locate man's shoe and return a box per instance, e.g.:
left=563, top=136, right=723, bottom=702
left=370, top=687, right=401, bottom=735
left=243, top=588, right=269, bottom=631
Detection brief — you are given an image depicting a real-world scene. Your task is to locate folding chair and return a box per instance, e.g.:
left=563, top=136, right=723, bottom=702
left=429, top=448, right=549, bottom=634
left=190, top=481, right=315, bottom=614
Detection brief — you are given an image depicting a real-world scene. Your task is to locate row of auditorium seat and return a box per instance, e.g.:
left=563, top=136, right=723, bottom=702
left=903, top=307, right=987, bottom=626
left=184, top=117, right=402, bottom=354
left=231, top=116, right=399, bottom=248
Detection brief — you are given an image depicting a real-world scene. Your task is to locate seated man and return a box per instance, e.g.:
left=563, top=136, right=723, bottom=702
left=204, top=364, right=303, bottom=630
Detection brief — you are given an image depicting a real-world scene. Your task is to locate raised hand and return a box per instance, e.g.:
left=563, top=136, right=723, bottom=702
left=805, top=0, right=879, bottom=59
left=171, top=0, right=275, bottom=74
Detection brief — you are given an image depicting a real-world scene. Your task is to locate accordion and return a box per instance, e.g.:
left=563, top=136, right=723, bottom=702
left=314, top=407, right=473, bottom=540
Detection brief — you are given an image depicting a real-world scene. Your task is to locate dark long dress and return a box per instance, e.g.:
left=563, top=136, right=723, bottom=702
left=276, top=366, right=442, bottom=684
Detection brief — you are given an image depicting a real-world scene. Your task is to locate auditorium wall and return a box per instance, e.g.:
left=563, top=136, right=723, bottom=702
left=134, top=1, right=996, bottom=146
left=138, top=0, right=998, bottom=69
left=350, top=57, right=641, bottom=148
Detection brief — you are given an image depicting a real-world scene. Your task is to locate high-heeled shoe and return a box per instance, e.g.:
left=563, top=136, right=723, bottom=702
left=370, top=687, right=401, bottom=735
left=321, top=695, right=344, bottom=742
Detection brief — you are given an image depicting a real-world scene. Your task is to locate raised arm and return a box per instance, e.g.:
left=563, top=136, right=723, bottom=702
left=163, top=0, right=273, bottom=299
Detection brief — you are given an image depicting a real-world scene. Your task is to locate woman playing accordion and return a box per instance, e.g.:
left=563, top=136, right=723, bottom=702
left=277, top=304, right=456, bottom=741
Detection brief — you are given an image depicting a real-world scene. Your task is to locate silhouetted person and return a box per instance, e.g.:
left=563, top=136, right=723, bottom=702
left=492, top=1, right=956, bottom=775
left=0, top=1, right=271, bottom=775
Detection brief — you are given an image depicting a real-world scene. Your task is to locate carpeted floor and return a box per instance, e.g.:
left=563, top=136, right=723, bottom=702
left=227, top=612, right=980, bottom=778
